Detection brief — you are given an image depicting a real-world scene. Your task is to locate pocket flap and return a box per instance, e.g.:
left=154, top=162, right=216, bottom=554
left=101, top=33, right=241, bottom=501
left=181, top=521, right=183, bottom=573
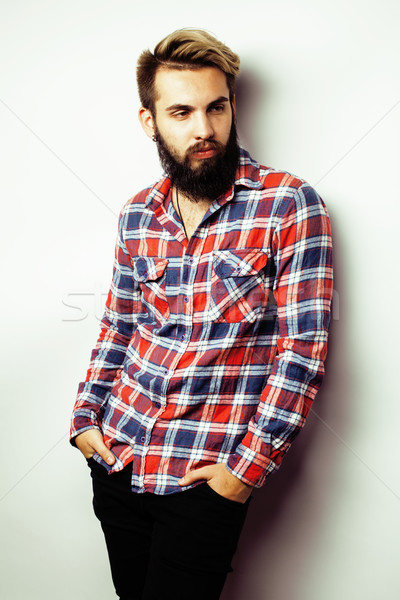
left=213, top=249, right=268, bottom=279
left=133, top=257, right=169, bottom=282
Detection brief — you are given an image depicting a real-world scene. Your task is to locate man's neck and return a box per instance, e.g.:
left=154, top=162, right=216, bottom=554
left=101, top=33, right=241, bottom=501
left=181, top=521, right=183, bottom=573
left=172, top=186, right=214, bottom=241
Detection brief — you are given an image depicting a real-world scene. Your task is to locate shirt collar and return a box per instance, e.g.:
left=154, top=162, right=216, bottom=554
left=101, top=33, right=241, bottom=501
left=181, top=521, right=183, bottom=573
left=233, top=147, right=264, bottom=190
left=144, top=147, right=263, bottom=210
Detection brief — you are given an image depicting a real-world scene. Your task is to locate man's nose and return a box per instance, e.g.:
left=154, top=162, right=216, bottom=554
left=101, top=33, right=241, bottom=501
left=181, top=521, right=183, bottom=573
left=193, top=112, right=214, bottom=139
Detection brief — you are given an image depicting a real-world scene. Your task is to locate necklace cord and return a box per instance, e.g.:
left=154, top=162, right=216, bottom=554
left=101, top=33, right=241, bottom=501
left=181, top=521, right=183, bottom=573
left=175, top=187, right=188, bottom=239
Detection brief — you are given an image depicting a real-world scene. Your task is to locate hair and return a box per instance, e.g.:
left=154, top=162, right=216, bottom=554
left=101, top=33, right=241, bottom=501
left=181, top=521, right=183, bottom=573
left=136, top=28, right=240, bottom=115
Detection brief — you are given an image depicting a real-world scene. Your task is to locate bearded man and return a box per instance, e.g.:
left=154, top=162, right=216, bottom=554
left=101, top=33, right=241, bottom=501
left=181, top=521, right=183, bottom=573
left=70, top=28, right=333, bottom=600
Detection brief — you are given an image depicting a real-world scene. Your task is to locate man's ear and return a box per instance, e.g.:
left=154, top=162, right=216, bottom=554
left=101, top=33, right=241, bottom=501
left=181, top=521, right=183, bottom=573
left=138, top=107, right=155, bottom=139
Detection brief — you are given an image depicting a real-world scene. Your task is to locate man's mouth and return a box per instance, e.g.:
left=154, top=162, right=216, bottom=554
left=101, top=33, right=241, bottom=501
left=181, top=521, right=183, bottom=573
left=188, top=142, right=223, bottom=160
left=191, top=147, right=218, bottom=159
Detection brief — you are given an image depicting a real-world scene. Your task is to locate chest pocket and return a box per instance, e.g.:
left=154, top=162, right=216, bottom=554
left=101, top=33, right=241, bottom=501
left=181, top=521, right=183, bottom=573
left=210, top=249, right=269, bottom=323
left=132, top=257, right=169, bottom=324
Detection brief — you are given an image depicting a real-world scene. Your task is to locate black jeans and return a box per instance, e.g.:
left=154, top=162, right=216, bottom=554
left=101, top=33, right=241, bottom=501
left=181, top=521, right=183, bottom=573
left=88, top=459, right=250, bottom=600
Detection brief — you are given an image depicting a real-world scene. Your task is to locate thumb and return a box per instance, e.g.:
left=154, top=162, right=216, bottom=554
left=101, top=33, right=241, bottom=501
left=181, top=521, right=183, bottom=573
left=178, top=466, right=213, bottom=487
left=93, top=440, right=116, bottom=465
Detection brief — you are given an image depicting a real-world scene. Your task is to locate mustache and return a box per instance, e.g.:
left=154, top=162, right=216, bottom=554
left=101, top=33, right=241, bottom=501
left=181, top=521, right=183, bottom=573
left=186, top=140, right=225, bottom=157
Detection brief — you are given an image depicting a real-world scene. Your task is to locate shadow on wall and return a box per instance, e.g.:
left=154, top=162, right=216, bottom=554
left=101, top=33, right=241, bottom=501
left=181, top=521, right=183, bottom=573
left=221, top=69, right=351, bottom=600
left=221, top=298, right=350, bottom=599
left=235, top=68, right=270, bottom=158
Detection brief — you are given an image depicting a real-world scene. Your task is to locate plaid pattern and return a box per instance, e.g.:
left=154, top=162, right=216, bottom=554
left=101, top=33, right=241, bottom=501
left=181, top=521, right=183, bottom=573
left=70, top=148, right=333, bottom=493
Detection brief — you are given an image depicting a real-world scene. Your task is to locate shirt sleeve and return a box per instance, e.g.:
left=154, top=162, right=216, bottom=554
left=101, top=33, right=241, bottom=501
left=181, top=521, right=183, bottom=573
left=227, top=183, right=333, bottom=487
left=70, top=206, right=140, bottom=443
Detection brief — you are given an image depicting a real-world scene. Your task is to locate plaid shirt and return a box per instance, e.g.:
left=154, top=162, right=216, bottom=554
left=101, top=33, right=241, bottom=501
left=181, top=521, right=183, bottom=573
left=70, top=148, right=333, bottom=494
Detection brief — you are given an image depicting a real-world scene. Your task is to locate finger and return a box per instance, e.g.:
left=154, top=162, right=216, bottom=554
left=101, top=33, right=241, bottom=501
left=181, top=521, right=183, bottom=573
left=95, top=445, right=116, bottom=465
left=90, top=439, right=116, bottom=465
left=178, top=465, right=213, bottom=486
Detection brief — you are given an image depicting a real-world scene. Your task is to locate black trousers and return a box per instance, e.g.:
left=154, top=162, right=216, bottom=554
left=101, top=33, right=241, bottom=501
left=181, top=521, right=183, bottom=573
left=88, top=459, right=250, bottom=600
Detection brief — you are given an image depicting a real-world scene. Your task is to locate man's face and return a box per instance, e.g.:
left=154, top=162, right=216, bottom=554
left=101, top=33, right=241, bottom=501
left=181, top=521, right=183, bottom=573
left=146, top=66, right=239, bottom=201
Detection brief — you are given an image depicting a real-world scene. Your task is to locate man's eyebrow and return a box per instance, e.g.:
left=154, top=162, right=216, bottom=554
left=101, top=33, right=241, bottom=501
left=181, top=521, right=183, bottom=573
left=165, top=96, right=230, bottom=113
left=207, top=96, right=230, bottom=107
left=165, top=103, right=193, bottom=113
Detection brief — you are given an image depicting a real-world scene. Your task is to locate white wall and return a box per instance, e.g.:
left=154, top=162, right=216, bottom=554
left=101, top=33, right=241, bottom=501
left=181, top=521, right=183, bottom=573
left=1, top=1, right=399, bottom=598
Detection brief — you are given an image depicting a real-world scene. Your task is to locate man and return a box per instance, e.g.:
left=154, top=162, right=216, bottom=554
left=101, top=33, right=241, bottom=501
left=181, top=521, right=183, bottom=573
left=71, top=29, right=333, bottom=600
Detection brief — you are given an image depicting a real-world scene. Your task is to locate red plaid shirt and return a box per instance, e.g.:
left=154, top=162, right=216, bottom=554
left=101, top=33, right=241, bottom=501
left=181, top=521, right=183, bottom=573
left=70, top=148, right=333, bottom=494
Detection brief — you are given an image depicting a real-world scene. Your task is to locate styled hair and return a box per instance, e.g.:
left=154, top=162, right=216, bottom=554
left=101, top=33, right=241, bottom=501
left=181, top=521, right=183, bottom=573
left=137, top=28, right=240, bottom=114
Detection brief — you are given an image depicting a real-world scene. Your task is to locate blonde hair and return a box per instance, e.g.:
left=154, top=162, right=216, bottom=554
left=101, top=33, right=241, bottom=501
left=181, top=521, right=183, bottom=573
left=137, top=28, right=240, bottom=114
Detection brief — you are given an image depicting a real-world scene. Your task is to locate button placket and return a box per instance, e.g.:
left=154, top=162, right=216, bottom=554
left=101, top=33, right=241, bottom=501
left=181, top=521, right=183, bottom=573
left=184, top=253, right=198, bottom=306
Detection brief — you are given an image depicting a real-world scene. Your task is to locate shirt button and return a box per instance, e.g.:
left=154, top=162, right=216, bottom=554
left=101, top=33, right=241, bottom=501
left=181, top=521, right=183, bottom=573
left=140, top=436, right=146, bottom=443
left=180, top=334, right=185, bottom=341
left=162, top=368, right=168, bottom=375
left=184, top=297, right=189, bottom=303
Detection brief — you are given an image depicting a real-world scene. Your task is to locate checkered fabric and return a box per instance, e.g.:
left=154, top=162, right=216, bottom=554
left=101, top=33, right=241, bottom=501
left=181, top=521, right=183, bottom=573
left=70, top=148, right=333, bottom=494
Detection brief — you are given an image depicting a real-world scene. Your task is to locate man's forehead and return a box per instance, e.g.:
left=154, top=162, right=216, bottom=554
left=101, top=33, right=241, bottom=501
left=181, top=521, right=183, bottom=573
left=153, top=66, right=230, bottom=107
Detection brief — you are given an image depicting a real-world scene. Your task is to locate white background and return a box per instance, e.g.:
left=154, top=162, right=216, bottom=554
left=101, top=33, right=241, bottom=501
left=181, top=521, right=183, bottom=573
left=1, top=1, right=399, bottom=599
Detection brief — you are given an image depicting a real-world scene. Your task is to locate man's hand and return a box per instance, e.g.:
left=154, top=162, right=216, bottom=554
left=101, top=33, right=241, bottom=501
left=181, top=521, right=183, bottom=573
left=75, top=429, right=116, bottom=465
left=178, top=463, right=252, bottom=504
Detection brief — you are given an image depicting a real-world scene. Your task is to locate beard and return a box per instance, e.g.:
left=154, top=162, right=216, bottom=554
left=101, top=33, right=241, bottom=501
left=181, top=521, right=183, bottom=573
left=154, top=120, right=240, bottom=202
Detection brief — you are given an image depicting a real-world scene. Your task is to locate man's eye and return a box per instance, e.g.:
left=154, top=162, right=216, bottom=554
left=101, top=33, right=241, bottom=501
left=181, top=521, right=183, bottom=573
left=210, top=105, right=225, bottom=113
left=173, top=111, right=189, bottom=119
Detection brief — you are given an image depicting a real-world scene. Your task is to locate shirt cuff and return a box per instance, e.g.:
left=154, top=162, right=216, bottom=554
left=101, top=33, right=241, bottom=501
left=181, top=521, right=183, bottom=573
left=227, top=446, right=280, bottom=488
left=70, top=409, right=102, bottom=447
